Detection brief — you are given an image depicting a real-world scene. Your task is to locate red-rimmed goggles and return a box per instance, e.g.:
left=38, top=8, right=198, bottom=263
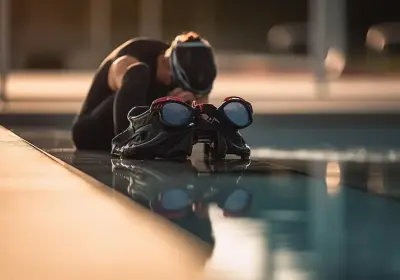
left=150, top=96, right=195, bottom=127
left=218, top=96, right=253, bottom=129
left=151, top=96, right=253, bottom=129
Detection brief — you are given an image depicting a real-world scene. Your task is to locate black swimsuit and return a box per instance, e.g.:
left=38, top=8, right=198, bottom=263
left=72, top=38, right=174, bottom=151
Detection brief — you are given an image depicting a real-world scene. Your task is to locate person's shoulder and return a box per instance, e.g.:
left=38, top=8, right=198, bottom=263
left=113, top=37, right=169, bottom=60
left=121, top=37, right=169, bottom=50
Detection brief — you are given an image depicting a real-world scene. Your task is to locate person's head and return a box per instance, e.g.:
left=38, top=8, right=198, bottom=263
left=157, top=32, right=217, bottom=98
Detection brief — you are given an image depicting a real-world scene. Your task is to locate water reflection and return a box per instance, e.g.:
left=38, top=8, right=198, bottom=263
left=109, top=158, right=400, bottom=280
left=340, top=161, right=400, bottom=200
left=111, top=159, right=254, bottom=248
left=109, top=158, right=310, bottom=280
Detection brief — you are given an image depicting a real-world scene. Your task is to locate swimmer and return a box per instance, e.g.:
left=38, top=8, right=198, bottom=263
left=72, top=31, right=217, bottom=151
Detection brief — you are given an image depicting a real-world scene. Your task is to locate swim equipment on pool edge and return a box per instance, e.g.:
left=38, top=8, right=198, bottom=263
left=111, top=96, right=253, bottom=160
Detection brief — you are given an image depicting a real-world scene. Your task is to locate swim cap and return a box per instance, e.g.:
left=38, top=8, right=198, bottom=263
left=169, top=33, right=217, bottom=96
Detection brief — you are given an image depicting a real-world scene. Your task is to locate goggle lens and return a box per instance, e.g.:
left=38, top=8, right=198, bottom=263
left=160, top=189, right=191, bottom=211
left=222, top=101, right=252, bottom=128
left=161, top=102, right=192, bottom=126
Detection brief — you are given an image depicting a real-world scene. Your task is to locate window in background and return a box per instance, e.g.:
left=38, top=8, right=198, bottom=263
left=213, top=0, right=269, bottom=53
left=347, top=0, right=400, bottom=73
left=161, top=0, right=308, bottom=54
left=214, top=0, right=308, bottom=54
left=161, top=0, right=309, bottom=74
left=110, top=0, right=140, bottom=48
left=10, top=0, right=90, bottom=70
left=161, top=0, right=216, bottom=43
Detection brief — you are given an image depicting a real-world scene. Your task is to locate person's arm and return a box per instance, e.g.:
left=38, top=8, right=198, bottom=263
left=108, top=55, right=139, bottom=91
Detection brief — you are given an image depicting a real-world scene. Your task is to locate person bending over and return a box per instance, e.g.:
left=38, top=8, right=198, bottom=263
left=72, top=31, right=217, bottom=151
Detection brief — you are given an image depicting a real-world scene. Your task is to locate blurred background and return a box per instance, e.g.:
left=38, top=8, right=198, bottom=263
left=1, top=0, right=400, bottom=146
left=1, top=0, right=400, bottom=113
left=1, top=0, right=400, bottom=72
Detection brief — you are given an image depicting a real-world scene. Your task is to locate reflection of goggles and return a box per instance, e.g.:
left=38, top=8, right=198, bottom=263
left=151, top=96, right=253, bottom=129
left=150, top=187, right=252, bottom=218
left=169, top=41, right=213, bottom=97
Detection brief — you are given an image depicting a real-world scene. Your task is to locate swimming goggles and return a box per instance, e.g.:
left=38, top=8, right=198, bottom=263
left=150, top=96, right=253, bottom=129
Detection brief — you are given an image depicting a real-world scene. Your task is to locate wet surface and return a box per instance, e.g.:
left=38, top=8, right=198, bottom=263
left=9, top=126, right=400, bottom=280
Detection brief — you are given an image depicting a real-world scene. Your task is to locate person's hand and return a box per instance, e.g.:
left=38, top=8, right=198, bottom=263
left=195, top=96, right=209, bottom=104
left=168, top=88, right=196, bottom=104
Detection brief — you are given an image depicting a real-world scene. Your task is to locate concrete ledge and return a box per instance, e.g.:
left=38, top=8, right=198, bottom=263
left=0, top=126, right=210, bottom=280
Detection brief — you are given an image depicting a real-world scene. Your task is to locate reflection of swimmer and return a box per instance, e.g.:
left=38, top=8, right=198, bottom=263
left=111, top=159, right=253, bottom=247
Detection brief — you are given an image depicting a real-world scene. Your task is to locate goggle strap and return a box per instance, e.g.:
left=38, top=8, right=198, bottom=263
left=171, top=51, right=191, bottom=89
left=176, top=41, right=211, bottom=48
left=152, top=96, right=185, bottom=106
